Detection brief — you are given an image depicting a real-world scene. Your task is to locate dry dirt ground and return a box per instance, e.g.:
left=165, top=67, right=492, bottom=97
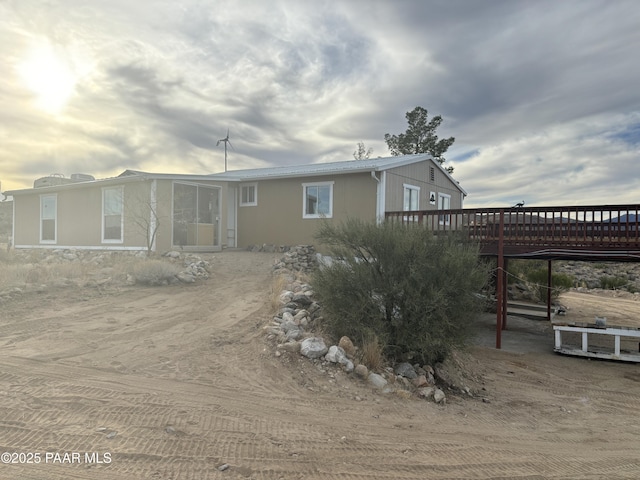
left=1, top=252, right=640, bottom=479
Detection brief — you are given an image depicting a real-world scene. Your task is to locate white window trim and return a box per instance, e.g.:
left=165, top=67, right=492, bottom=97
left=302, top=181, right=334, bottom=219
left=438, top=192, right=451, bottom=226
left=102, top=186, right=124, bottom=244
left=40, top=193, right=57, bottom=244
left=239, top=182, right=258, bottom=207
left=403, top=184, right=420, bottom=211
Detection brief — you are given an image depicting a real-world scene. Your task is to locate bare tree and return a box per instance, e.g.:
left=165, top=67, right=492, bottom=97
left=125, top=181, right=162, bottom=255
left=353, top=141, right=373, bottom=161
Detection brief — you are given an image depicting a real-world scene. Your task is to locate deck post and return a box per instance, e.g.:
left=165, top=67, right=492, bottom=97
left=502, top=258, right=509, bottom=330
left=496, top=209, right=505, bottom=349
left=547, top=260, right=553, bottom=321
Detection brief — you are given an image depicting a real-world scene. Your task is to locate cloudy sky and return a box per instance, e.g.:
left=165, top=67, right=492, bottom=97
left=1, top=0, right=639, bottom=207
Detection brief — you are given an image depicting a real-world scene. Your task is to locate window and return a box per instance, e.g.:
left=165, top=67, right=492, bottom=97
left=103, top=187, right=123, bottom=242
left=172, top=182, right=220, bottom=247
left=40, top=194, right=56, bottom=243
left=403, top=184, right=420, bottom=211
left=438, top=193, right=451, bottom=226
left=303, top=182, right=333, bottom=218
left=239, top=183, right=257, bottom=206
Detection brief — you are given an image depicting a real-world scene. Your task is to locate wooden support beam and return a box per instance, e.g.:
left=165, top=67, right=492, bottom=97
left=502, top=258, right=508, bottom=330
left=496, top=209, right=505, bottom=349
left=547, top=260, right=553, bottom=321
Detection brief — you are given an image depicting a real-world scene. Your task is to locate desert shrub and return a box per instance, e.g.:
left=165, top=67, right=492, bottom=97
left=506, top=259, right=546, bottom=284
left=0, top=261, right=88, bottom=290
left=526, top=268, right=575, bottom=302
left=270, top=274, right=289, bottom=313
left=600, top=275, right=628, bottom=290
left=312, top=219, right=488, bottom=365
left=358, top=334, right=385, bottom=371
left=130, top=260, right=181, bottom=285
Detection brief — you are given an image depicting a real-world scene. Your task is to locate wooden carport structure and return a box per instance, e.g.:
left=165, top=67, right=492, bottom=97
left=386, top=204, right=640, bottom=350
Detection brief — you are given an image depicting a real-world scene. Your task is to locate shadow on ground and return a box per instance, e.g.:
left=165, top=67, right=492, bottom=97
left=472, top=313, right=555, bottom=354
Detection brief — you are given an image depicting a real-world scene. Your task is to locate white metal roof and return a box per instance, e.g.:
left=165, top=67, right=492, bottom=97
left=6, top=154, right=466, bottom=196
left=209, top=154, right=431, bottom=180
left=207, top=154, right=466, bottom=195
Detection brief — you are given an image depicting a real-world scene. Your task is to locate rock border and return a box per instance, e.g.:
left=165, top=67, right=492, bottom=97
left=265, top=245, right=469, bottom=405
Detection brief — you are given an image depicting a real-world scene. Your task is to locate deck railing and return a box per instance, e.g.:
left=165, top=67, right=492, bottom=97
left=385, top=204, right=640, bottom=256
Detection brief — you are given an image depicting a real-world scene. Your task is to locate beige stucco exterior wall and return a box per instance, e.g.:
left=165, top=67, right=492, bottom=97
left=236, top=172, right=378, bottom=248
left=12, top=178, right=230, bottom=252
left=11, top=163, right=465, bottom=252
left=13, top=194, right=40, bottom=246
left=13, top=180, right=153, bottom=249
left=384, top=160, right=464, bottom=211
left=13, top=185, right=107, bottom=247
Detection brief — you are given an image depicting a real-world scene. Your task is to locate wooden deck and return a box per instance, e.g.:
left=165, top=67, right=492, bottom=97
left=386, top=204, right=640, bottom=353
left=386, top=204, right=640, bottom=261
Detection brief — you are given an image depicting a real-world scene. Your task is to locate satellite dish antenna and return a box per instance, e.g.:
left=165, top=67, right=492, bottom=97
left=216, top=128, right=234, bottom=172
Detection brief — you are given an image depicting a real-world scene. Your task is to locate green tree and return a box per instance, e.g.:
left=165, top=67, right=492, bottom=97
left=353, top=141, right=373, bottom=160
left=384, top=106, right=455, bottom=173
left=312, top=219, right=488, bottom=365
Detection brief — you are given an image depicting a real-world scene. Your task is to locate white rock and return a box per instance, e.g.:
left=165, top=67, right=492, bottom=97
left=367, top=373, right=388, bottom=389
left=344, top=360, right=354, bottom=373
left=325, top=345, right=348, bottom=364
left=300, top=337, right=328, bottom=359
left=176, top=272, right=196, bottom=283
left=282, top=312, right=295, bottom=324
left=279, top=291, right=294, bottom=304
left=418, top=387, right=436, bottom=399
left=434, top=388, right=446, bottom=404
left=280, top=319, right=298, bottom=334
left=285, top=328, right=303, bottom=341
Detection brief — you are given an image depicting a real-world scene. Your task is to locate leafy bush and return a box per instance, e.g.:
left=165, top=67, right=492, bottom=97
left=506, top=259, right=546, bottom=284
left=526, top=268, right=575, bottom=302
left=600, top=275, right=628, bottom=290
left=312, top=219, right=488, bottom=365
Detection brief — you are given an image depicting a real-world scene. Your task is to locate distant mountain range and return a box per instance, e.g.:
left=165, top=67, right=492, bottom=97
left=611, top=214, right=638, bottom=223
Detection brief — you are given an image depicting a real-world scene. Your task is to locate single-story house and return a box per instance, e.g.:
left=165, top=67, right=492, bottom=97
left=5, top=154, right=466, bottom=252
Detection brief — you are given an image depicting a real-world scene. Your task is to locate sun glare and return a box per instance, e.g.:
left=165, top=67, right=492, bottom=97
left=18, top=44, right=77, bottom=114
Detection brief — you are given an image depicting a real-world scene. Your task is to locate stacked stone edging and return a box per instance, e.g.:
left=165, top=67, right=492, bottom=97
left=267, top=245, right=452, bottom=404
left=271, top=245, right=317, bottom=275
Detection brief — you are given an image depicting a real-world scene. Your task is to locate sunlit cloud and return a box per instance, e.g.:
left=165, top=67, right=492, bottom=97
left=0, top=0, right=639, bottom=207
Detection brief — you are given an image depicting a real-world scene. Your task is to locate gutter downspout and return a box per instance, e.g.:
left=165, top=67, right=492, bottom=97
left=371, top=171, right=385, bottom=224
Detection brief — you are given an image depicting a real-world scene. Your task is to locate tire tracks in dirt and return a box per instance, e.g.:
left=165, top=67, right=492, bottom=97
left=2, top=253, right=640, bottom=478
